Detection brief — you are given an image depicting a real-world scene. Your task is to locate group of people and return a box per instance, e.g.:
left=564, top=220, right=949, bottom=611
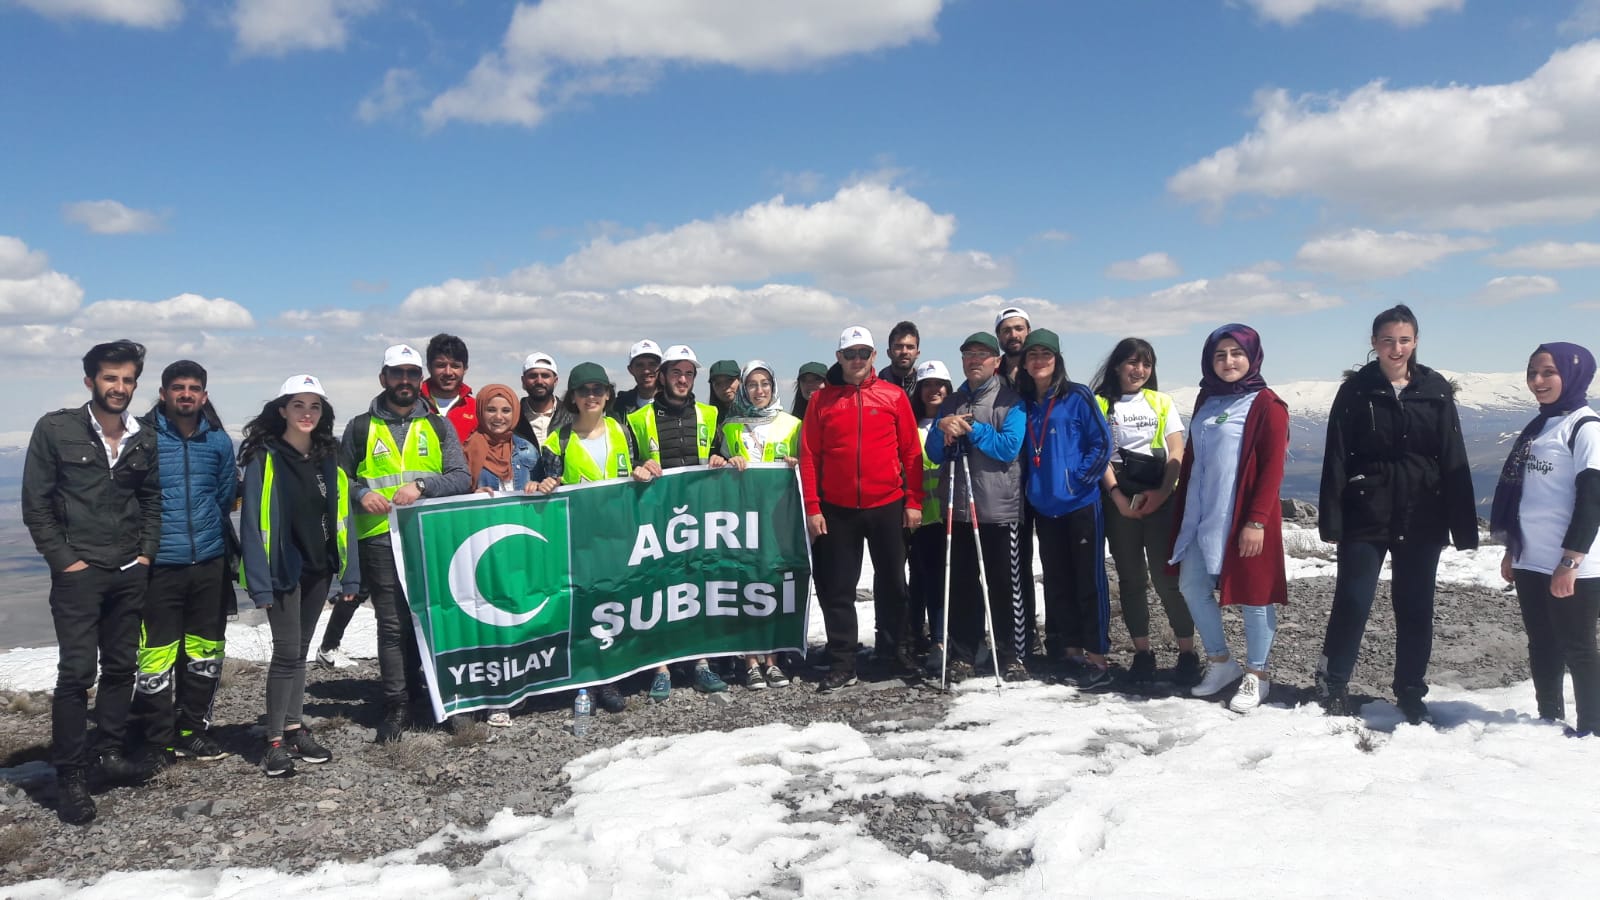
left=22, top=305, right=1600, bottom=827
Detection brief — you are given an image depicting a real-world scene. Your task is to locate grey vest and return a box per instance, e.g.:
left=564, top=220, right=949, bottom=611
left=936, top=375, right=1023, bottom=524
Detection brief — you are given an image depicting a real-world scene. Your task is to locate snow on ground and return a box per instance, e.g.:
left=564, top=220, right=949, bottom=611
left=9, top=677, right=1596, bottom=899
left=1281, top=524, right=1508, bottom=589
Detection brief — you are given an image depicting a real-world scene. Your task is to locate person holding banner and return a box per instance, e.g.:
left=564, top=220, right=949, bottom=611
left=238, top=375, right=361, bottom=777
left=466, top=383, right=542, bottom=495
left=341, top=344, right=472, bottom=742
left=721, top=360, right=802, bottom=690
left=627, top=345, right=745, bottom=697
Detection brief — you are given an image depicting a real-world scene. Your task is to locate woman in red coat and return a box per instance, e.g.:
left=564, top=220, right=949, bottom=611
left=1167, top=324, right=1288, bottom=713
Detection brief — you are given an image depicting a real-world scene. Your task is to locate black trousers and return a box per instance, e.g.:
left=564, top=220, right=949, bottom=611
left=1514, top=571, right=1600, bottom=732
left=131, top=557, right=228, bottom=749
left=907, top=524, right=947, bottom=645
left=1321, top=540, right=1443, bottom=694
left=814, top=499, right=909, bottom=673
left=49, top=564, right=147, bottom=772
left=266, top=573, right=333, bottom=737
left=360, top=539, right=424, bottom=707
left=947, top=521, right=1023, bottom=669
left=1036, top=505, right=1110, bottom=656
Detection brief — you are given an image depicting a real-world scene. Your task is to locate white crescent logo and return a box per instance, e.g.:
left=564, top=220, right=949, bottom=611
left=446, top=524, right=551, bottom=627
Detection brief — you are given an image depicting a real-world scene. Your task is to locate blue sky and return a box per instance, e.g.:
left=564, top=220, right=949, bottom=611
left=3, top=0, right=1598, bottom=438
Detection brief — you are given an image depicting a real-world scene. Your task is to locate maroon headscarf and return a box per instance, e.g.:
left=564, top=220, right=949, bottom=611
left=1195, top=323, right=1269, bottom=409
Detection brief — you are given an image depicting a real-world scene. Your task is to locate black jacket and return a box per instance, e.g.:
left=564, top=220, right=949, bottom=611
left=513, top=397, right=574, bottom=446
left=1318, top=362, right=1478, bottom=548
left=22, top=406, right=162, bottom=571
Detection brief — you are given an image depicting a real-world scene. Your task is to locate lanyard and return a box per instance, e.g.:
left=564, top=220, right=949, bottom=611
left=1028, top=395, right=1060, bottom=468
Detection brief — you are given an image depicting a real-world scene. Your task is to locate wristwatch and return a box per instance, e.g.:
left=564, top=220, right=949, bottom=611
left=1244, top=521, right=1265, bottom=530
left=414, top=478, right=427, bottom=494
left=1560, top=556, right=1581, bottom=570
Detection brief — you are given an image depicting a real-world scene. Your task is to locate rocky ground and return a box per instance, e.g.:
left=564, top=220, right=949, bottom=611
left=0, top=554, right=1531, bottom=889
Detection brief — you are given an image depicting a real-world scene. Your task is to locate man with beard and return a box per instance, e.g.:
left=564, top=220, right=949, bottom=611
left=513, top=352, right=572, bottom=446
left=420, top=333, right=477, bottom=443
left=994, top=306, right=1041, bottom=658
left=129, top=360, right=237, bottom=769
left=23, top=340, right=161, bottom=824
left=708, top=359, right=741, bottom=419
left=995, top=308, right=1030, bottom=385
left=339, top=344, right=471, bottom=741
left=614, top=339, right=663, bottom=416
left=879, top=321, right=922, bottom=396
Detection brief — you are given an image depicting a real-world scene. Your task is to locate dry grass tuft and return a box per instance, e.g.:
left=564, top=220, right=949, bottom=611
left=369, top=733, right=445, bottom=771
left=220, top=658, right=260, bottom=691
left=0, top=824, right=39, bottom=866
left=445, top=720, right=489, bottom=748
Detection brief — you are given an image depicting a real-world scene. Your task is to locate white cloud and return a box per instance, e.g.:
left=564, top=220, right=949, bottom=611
left=1293, top=228, right=1492, bottom=279
left=1036, top=229, right=1074, bottom=243
left=1486, top=240, right=1600, bottom=269
left=1561, top=0, right=1600, bottom=36
left=1239, top=0, right=1462, bottom=27
left=1105, top=252, right=1181, bottom=281
left=11, top=0, right=181, bottom=28
left=232, top=0, right=379, bottom=56
left=1477, top=275, right=1560, bottom=306
left=936, top=271, right=1342, bottom=339
left=279, top=308, right=367, bottom=330
left=500, top=181, right=1006, bottom=302
left=356, top=68, right=425, bottom=123
left=0, top=237, right=84, bottom=323
left=1169, top=41, right=1600, bottom=229
left=425, top=0, right=943, bottom=128
left=62, top=199, right=166, bottom=235
left=75, top=293, right=256, bottom=330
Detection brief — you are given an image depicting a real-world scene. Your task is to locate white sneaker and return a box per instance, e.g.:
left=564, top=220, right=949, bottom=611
left=1229, top=673, right=1270, bottom=713
left=1190, top=658, right=1243, bottom=697
left=316, top=647, right=356, bottom=669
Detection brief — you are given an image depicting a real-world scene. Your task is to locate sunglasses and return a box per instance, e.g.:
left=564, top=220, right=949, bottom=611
left=840, top=348, right=872, bottom=361
left=575, top=384, right=608, bottom=398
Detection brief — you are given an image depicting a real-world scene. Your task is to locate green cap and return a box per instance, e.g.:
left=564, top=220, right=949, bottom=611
left=961, top=331, right=1001, bottom=354
left=709, top=359, right=741, bottom=379
left=1021, top=328, right=1060, bottom=355
left=798, top=361, right=828, bottom=379
left=567, top=361, right=610, bottom=388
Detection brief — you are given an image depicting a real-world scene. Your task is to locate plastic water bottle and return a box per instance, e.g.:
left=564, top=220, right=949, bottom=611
left=572, top=689, right=592, bottom=737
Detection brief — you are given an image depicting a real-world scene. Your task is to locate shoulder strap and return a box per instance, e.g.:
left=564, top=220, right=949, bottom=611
left=352, top=414, right=371, bottom=460
left=1569, top=415, right=1600, bottom=451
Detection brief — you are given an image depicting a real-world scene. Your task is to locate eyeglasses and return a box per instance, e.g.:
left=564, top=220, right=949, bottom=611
left=574, top=384, right=608, bottom=398
left=386, top=367, right=423, bottom=382
left=840, top=348, right=871, bottom=361
left=961, top=349, right=997, bottom=359
left=665, top=370, right=696, bottom=381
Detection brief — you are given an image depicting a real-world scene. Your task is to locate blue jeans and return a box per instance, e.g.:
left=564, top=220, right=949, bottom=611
left=1320, top=540, right=1443, bottom=694
left=1179, top=559, right=1277, bottom=671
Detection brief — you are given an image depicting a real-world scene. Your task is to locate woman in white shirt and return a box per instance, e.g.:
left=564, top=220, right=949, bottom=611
left=1491, top=342, right=1600, bottom=738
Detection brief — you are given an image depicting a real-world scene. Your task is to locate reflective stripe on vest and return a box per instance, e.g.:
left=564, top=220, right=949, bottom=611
left=243, top=453, right=354, bottom=589
left=1095, top=389, right=1170, bottom=451
left=355, top=417, right=442, bottom=538
left=628, top=403, right=719, bottom=464
left=917, top=424, right=943, bottom=526
left=722, top=412, right=801, bottom=462
left=543, top=418, right=633, bottom=483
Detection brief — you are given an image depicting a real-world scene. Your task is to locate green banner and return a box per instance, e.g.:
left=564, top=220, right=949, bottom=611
left=390, top=464, right=812, bottom=719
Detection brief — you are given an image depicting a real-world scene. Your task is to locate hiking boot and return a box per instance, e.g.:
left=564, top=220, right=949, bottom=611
left=375, top=703, right=407, bottom=744
left=1229, top=673, right=1269, bottom=713
left=923, top=644, right=945, bottom=675
left=743, top=665, right=768, bottom=691
left=316, top=646, right=357, bottom=669
left=1313, top=655, right=1331, bottom=702
left=262, top=739, right=294, bottom=777
left=764, top=665, right=791, bottom=688
left=55, top=768, right=95, bottom=825
left=597, top=684, right=627, bottom=713
left=693, top=662, right=728, bottom=693
left=1396, top=688, right=1432, bottom=726
left=1190, top=658, right=1243, bottom=698
left=1173, top=651, right=1202, bottom=687
left=816, top=669, right=858, bottom=693
left=945, top=659, right=974, bottom=683
left=649, top=670, right=673, bottom=703
left=1322, top=682, right=1355, bottom=717
left=173, top=730, right=229, bottom=762
left=1129, top=651, right=1157, bottom=685
left=1002, top=661, right=1031, bottom=683
left=134, top=746, right=175, bottom=776
left=285, top=726, right=332, bottom=764
left=1563, top=726, right=1596, bottom=739
left=98, top=748, right=155, bottom=785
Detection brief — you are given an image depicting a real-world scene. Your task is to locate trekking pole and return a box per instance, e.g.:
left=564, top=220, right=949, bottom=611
left=960, top=447, right=1005, bottom=691
left=939, top=440, right=960, bottom=691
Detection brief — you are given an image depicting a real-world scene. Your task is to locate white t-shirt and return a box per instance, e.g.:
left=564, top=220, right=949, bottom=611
left=1108, top=391, right=1183, bottom=464
left=578, top=433, right=611, bottom=474
left=1513, top=407, right=1600, bottom=577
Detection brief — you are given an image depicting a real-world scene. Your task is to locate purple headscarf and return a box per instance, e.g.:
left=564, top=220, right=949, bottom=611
left=1490, top=342, right=1598, bottom=558
left=1194, top=323, right=1269, bottom=410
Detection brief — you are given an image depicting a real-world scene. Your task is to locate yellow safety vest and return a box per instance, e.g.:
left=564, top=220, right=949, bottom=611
left=542, top=418, right=634, bottom=483
left=243, top=452, right=353, bottom=588
left=628, top=402, right=718, bottom=465
left=355, top=416, right=444, bottom=538
left=1095, top=389, right=1174, bottom=451
left=917, top=424, right=943, bottom=527
left=722, top=412, right=801, bottom=462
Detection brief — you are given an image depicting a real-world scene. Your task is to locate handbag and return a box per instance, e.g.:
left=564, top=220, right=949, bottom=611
left=1113, top=448, right=1167, bottom=496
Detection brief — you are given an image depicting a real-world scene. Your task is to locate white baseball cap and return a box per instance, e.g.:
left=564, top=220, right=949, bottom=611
left=629, top=339, right=663, bottom=362
left=522, top=352, right=557, bottom=374
left=838, top=325, right=874, bottom=350
left=661, top=344, right=699, bottom=367
left=994, top=307, right=1030, bottom=329
left=383, top=344, right=422, bottom=368
left=277, top=374, right=329, bottom=400
left=915, top=360, right=952, bottom=384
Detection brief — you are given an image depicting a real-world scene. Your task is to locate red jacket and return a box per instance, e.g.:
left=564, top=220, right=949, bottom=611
left=1167, top=388, right=1289, bottom=606
left=421, top=381, right=478, bottom=445
left=799, top=369, right=924, bottom=516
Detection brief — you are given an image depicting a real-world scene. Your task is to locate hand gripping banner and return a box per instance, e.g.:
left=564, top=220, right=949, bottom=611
left=389, top=464, right=812, bottom=719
